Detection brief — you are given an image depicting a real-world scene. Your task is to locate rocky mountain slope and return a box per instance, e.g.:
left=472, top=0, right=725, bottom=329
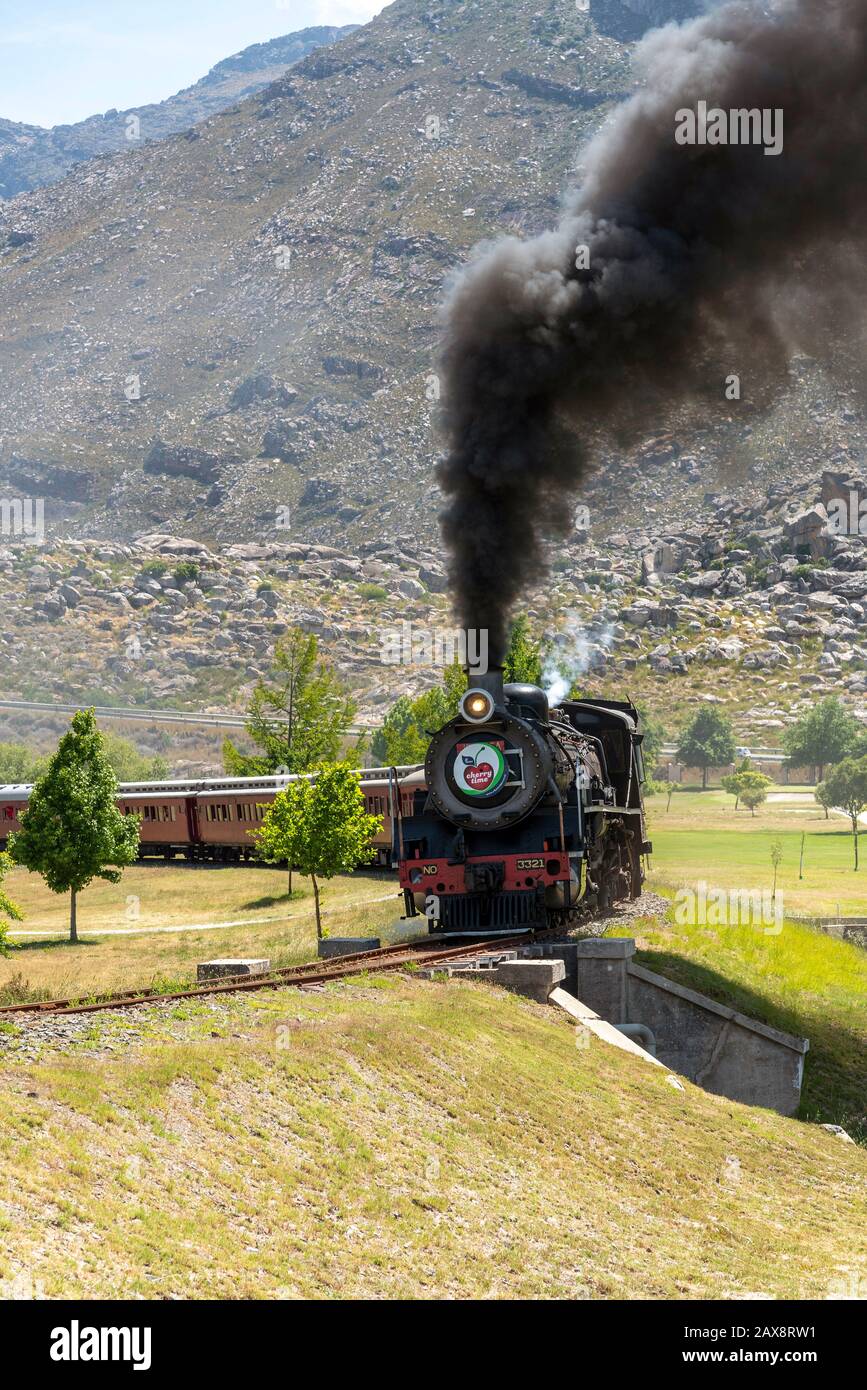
left=9, top=0, right=845, bottom=557
left=0, top=27, right=356, bottom=199
left=1, top=0, right=864, bottom=734
left=3, top=462, right=867, bottom=767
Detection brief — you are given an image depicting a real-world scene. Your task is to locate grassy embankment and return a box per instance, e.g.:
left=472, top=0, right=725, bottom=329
left=635, top=786, right=867, bottom=1140
left=1, top=973, right=864, bottom=1300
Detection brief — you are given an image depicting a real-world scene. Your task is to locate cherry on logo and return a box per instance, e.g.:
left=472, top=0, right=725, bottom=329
left=466, top=761, right=493, bottom=789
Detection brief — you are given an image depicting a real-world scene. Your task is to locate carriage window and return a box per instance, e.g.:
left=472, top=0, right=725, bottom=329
left=3, top=806, right=14, bottom=820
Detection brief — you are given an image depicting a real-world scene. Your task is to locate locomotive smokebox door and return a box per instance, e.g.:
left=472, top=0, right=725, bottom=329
left=425, top=717, right=553, bottom=830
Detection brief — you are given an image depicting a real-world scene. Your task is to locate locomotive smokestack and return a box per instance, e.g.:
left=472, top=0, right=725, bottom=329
left=438, top=0, right=867, bottom=663
left=465, top=663, right=504, bottom=704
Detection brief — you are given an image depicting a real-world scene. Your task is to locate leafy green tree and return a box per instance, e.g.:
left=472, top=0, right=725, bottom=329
left=223, top=628, right=356, bottom=775
left=782, top=696, right=861, bottom=780
left=370, top=696, right=416, bottom=765
left=814, top=779, right=832, bottom=820
left=721, top=772, right=742, bottom=810
left=503, top=616, right=544, bottom=685
left=721, top=760, right=756, bottom=810
left=820, top=756, right=867, bottom=869
left=254, top=763, right=381, bottom=939
left=739, top=771, right=772, bottom=817
left=0, top=734, right=167, bottom=787
left=0, top=850, right=22, bottom=956
left=676, top=707, right=736, bottom=789
left=0, top=742, right=46, bottom=783
left=101, top=732, right=168, bottom=782
left=9, top=710, right=140, bottom=942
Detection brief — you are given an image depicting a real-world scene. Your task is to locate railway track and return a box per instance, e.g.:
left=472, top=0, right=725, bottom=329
left=0, top=935, right=532, bottom=1021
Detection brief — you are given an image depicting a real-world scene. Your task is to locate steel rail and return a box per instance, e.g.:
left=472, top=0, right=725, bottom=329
left=0, top=935, right=532, bottom=1020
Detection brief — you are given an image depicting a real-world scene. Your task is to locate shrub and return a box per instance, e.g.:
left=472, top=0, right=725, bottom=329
left=358, top=583, right=388, bottom=601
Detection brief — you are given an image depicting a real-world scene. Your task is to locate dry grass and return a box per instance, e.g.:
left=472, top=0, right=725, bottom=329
left=1, top=974, right=864, bottom=1300
left=0, top=864, right=408, bottom=1000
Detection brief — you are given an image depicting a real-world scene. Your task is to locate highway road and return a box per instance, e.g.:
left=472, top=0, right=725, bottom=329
left=0, top=698, right=366, bottom=735
left=659, top=743, right=787, bottom=764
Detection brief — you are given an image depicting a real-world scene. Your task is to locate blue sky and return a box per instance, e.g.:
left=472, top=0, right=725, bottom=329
left=0, top=0, right=387, bottom=128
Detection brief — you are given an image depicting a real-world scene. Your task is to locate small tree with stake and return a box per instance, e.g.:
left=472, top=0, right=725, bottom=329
left=821, top=756, right=867, bottom=871
left=738, top=771, right=772, bottom=817
left=254, top=763, right=381, bottom=940
left=770, top=839, right=783, bottom=908
left=9, top=710, right=140, bottom=943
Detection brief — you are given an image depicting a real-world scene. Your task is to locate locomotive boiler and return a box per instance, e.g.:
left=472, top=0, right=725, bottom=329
left=394, top=670, right=651, bottom=935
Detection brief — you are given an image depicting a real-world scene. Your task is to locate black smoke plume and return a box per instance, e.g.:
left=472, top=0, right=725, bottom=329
left=438, top=0, right=867, bottom=664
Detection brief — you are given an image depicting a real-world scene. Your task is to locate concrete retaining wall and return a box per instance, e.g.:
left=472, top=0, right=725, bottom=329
left=318, top=937, right=380, bottom=959
left=626, top=963, right=807, bottom=1115
left=524, top=939, right=808, bottom=1117
left=814, top=919, right=867, bottom=950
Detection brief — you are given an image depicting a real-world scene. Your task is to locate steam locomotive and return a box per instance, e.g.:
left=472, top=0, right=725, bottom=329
left=394, top=670, right=651, bottom=935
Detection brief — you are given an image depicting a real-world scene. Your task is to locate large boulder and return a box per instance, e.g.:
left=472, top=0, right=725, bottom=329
left=419, top=564, right=449, bottom=594
left=143, top=441, right=229, bottom=486
left=621, top=605, right=652, bottom=628
left=229, top=374, right=297, bottom=410
left=784, top=503, right=832, bottom=559
left=641, top=541, right=678, bottom=583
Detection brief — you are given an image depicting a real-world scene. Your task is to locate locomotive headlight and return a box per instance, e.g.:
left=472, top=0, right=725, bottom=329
left=461, top=688, right=495, bottom=723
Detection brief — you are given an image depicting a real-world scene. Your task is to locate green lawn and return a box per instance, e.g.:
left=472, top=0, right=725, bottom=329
left=637, top=788, right=867, bottom=1139
left=646, top=787, right=867, bottom=915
